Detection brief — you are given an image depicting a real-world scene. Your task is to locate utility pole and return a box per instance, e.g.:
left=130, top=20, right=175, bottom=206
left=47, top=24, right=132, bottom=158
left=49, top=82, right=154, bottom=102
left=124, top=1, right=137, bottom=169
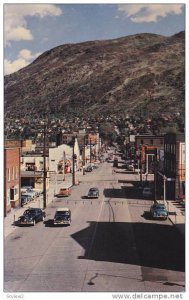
left=83, top=135, right=86, bottom=175
left=72, top=136, right=76, bottom=185
left=90, top=138, right=92, bottom=163
left=140, top=147, right=143, bottom=183
left=63, top=151, right=66, bottom=181
left=43, top=121, right=47, bottom=209
left=154, top=149, right=157, bottom=202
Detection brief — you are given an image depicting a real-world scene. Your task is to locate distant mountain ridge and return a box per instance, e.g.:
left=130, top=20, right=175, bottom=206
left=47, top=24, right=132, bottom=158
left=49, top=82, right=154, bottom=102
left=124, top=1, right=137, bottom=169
left=4, top=31, right=185, bottom=120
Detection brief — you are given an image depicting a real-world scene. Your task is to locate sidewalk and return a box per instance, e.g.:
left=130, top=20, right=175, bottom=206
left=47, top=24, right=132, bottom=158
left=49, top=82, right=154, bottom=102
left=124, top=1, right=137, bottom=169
left=167, top=200, right=185, bottom=238
left=4, top=169, right=85, bottom=238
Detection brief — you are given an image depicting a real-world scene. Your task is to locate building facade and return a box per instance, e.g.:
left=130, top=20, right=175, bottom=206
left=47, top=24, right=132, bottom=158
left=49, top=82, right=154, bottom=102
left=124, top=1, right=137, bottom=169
left=163, top=133, right=185, bottom=199
left=4, top=146, right=21, bottom=216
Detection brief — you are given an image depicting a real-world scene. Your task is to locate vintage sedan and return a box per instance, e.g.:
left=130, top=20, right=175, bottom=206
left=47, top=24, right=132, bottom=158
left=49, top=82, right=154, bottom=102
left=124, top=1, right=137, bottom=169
left=150, top=202, right=169, bottom=220
left=21, top=195, right=31, bottom=206
left=142, top=187, right=153, bottom=198
left=17, top=208, right=46, bottom=226
left=53, top=208, right=71, bottom=226
left=87, top=187, right=99, bottom=199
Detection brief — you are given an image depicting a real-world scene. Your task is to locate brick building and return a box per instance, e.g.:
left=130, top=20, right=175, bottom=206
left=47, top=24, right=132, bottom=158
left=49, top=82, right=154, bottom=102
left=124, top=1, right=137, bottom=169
left=4, top=144, right=21, bottom=216
left=164, top=133, right=185, bottom=199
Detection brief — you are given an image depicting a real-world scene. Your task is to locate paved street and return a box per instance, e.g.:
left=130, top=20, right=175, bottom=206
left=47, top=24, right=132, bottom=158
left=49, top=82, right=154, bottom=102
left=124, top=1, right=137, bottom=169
left=4, top=155, right=185, bottom=293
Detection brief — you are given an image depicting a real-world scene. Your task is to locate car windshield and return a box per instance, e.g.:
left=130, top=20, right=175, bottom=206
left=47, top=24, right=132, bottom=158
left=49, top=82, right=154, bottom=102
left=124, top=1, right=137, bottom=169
left=155, top=204, right=166, bottom=209
left=56, top=211, right=70, bottom=216
left=24, top=210, right=37, bottom=216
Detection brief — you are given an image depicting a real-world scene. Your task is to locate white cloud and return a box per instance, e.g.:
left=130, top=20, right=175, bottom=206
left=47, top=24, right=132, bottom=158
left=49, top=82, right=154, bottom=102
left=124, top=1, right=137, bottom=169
left=117, top=4, right=183, bottom=23
left=4, top=4, right=62, bottom=45
left=4, top=49, right=41, bottom=75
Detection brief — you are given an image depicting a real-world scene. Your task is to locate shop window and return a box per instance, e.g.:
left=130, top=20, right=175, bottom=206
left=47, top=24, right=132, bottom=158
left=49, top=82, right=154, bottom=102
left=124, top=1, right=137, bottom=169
left=10, top=188, right=15, bottom=200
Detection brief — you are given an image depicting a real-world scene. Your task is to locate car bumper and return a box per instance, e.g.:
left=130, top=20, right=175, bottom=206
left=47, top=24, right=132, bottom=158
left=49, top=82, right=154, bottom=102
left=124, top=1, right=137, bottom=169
left=152, top=214, right=168, bottom=219
left=53, top=221, right=70, bottom=225
left=18, top=220, right=34, bottom=225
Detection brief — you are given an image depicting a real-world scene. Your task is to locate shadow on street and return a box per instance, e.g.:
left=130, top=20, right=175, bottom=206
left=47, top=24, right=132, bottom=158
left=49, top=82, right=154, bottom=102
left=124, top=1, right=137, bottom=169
left=71, top=221, right=185, bottom=272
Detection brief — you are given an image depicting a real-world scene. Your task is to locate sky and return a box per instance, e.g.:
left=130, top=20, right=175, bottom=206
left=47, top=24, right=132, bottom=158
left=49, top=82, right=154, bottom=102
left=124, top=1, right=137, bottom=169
left=3, top=1, right=186, bottom=75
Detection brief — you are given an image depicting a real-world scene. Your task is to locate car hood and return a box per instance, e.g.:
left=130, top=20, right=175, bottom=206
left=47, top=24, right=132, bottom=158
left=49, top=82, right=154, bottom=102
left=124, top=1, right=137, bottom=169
left=153, top=209, right=168, bottom=215
left=19, top=215, right=35, bottom=220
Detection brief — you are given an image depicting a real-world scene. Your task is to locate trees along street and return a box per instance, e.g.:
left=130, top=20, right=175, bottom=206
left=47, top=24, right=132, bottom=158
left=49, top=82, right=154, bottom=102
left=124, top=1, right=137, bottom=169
left=4, top=154, right=185, bottom=292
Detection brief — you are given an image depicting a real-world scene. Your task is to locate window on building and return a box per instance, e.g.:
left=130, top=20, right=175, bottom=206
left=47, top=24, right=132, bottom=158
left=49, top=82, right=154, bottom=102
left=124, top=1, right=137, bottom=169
left=10, top=188, right=14, bottom=200
left=16, top=166, right=18, bottom=179
left=141, top=140, right=143, bottom=144
left=12, top=167, right=14, bottom=180
left=8, top=168, right=10, bottom=181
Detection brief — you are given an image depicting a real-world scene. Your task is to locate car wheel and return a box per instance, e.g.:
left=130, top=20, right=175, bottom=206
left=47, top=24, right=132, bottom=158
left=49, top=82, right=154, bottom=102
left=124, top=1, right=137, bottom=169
left=33, top=219, right=36, bottom=226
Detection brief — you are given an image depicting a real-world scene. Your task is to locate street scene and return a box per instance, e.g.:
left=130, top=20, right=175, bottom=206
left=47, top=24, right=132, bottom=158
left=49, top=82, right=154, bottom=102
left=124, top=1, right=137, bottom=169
left=3, top=3, right=185, bottom=297
left=4, top=148, right=185, bottom=292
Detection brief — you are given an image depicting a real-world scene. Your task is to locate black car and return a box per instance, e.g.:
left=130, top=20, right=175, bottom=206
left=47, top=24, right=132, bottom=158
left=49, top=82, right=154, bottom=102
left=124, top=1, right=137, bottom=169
left=53, top=208, right=71, bottom=226
left=85, top=166, right=93, bottom=172
left=87, top=187, right=99, bottom=198
left=17, top=208, right=46, bottom=226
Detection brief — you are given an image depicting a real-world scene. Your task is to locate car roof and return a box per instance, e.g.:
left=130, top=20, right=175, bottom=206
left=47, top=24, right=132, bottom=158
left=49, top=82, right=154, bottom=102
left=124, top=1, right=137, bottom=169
left=56, top=207, right=70, bottom=212
left=60, top=185, right=71, bottom=189
left=25, top=208, right=41, bottom=211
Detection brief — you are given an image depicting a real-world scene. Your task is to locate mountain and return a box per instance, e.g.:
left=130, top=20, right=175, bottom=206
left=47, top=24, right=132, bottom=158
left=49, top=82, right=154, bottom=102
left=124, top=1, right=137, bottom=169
left=4, top=31, right=185, bottom=120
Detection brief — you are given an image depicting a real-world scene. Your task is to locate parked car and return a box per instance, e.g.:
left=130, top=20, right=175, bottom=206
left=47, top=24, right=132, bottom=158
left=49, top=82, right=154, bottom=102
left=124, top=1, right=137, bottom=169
left=56, top=187, right=71, bottom=197
left=21, top=194, right=31, bottom=206
left=17, top=208, right=46, bottom=226
left=142, top=187, right=153, bottom=198
left=87, top=187, right=99, bottom=198
left=21, top=189, right=36, bottom=200
left=128, top=164, right=134, bottom=171
left=85, top=166, right=93, bottom=172
left=150, top=202, right=168, bottom=220
left=53, top=208, right=71, bottom=226
left=21, top=186, right=33, bottom=193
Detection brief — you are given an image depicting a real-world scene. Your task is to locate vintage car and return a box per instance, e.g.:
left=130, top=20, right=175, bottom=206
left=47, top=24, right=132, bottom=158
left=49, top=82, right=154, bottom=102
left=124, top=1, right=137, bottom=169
left=56, top=187, right=71, bottom=197
left=142, top=187, right=153, bottom=198
left=17, top=208, right=46, bottom=226
left=87, top=187, right=99, bottom=199
left=21, top=195, right=31, bottom=206
left=53, top=208, right=71, bottom=225
left=150, top=202, right=169, bottom=220
left=21, top=189, right=37, bottom=200
left=85, top=165, right=93, bottom=172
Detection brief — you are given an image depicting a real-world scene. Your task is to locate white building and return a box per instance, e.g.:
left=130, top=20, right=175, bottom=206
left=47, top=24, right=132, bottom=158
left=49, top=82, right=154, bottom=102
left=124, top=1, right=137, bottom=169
left=21, top=154, right=49, bottom=172
left=49, top=139, right=81, bottom=174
